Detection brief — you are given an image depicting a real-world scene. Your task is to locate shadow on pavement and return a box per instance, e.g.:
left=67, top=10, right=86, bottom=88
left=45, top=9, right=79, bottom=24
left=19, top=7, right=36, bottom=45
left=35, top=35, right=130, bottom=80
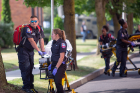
left=89, top=88, right=140, bottom=93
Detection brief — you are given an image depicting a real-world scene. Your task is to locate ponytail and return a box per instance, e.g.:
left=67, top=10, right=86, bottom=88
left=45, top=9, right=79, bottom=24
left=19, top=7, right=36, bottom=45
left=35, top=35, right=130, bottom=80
left=61, top=30, right=66, bottom=41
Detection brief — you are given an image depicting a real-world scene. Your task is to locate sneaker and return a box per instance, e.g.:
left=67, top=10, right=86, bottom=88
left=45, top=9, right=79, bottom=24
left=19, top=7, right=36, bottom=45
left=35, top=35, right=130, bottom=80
left=104, top=71, right=107, bottom=75
left=30, top=89, right=38, bottom=93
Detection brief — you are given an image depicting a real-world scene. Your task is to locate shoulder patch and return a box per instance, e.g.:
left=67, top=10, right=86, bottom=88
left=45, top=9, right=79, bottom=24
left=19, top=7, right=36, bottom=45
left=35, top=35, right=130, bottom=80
left=26, top=28, right=32, bottom=34
left=61, top=43, right=66, bottom=48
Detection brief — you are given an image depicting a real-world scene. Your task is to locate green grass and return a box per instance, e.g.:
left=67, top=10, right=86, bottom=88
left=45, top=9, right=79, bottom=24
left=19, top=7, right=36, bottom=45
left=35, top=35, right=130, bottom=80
left=1, top=48, right=41, bottom=71
left=8, top=54, right=116, bottom=93
left=2, top=39, right=97, bottom=71
left=76, top=39, right=97, bottom=52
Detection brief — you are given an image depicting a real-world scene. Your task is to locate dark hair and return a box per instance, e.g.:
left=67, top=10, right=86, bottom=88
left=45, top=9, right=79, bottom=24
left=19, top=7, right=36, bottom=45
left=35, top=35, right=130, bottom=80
left=119, top=19, right=125, bottom=27
left=53, top=29, right=66, bottom=41
left=30, top=15, right=38, bottom=19
left=102, top=25, right=109, bottom=32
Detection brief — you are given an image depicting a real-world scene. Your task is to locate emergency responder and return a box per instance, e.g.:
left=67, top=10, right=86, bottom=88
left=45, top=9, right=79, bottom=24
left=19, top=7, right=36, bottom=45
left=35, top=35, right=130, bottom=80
left=49, top=29, right=67, bottom=93
left=135, top=25, right=140, bottom=53
left=112, top=19, right=135, bottom=77
left=99, top=25, right=114, bottom=75
left=18, top=16, right=46, bottom=93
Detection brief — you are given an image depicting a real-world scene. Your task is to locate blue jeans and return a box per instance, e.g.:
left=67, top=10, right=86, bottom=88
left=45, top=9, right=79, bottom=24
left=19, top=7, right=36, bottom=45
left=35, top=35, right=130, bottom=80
left=81, top=31, right=86, bottom=42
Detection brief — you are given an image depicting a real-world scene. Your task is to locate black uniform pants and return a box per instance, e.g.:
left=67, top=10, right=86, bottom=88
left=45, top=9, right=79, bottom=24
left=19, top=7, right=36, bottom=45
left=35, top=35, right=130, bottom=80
left=112, top=46, right=127, bottom=75
left=51, top=64, right=66, bottom=93
left=104, top=57, right=111, bottom=72
left=18, top=47, right=34, bottom=89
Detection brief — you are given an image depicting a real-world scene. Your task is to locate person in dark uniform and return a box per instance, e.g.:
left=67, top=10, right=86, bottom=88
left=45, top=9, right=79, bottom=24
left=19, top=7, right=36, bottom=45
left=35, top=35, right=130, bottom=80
left=135, top=25, right=140, bottom=53
left=18, top=16, right=46, bottom=93
left=112, top=19, right=135, bottom=77
left=99, top=25, right=114, bottom=75
left=49, top=29, right=67, bottom=93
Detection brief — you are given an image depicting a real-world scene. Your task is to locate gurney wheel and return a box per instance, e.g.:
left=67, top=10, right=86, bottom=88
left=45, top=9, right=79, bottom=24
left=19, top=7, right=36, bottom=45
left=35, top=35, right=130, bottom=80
left=138, top=69, right=140, bottom=75
left=124, top=70, right=127, bottom=75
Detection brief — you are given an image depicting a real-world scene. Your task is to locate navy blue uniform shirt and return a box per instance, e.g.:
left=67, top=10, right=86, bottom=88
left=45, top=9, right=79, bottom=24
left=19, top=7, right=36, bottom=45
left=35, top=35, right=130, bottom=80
left=116, top=28, right=129, bottom=47
left=99, top=33, right=111, bottom=45
left=51, top=38, right=67, bottom=66
left=21, top=25, right=45, bottom=51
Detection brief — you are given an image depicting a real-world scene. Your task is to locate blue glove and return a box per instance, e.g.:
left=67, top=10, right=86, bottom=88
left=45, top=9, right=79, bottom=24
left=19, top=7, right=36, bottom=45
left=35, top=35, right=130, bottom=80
left=38, top=51, right=43, bottom=56
left=62, top=61, right=65, bottom=64
left=42, top=51, right=47, bottom=55
left=100, top=49, right=103, bottom=53
left=48, top=64, right=51, bottom=70
left=52, top=68, right=57, bottom=76
left=131, top=42, right=136, bottom=47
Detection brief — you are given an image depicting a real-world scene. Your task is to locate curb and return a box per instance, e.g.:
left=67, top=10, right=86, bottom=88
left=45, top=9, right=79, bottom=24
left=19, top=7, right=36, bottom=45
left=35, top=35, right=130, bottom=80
left=69, top=52, right=139, bottom=89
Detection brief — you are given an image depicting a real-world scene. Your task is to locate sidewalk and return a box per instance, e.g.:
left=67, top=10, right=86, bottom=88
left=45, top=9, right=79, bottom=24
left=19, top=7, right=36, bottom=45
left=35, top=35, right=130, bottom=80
left=6, top=49, right=97, bottom=81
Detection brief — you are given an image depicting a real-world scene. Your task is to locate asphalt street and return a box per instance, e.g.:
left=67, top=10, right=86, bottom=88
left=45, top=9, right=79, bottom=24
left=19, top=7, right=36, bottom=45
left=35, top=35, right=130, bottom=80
left=75, top=55, right=140, bottom=93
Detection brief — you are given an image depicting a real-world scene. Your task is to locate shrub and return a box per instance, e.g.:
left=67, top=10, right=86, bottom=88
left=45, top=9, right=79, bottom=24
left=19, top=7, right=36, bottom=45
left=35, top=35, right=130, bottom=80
left=0, top=22, right=14, bottom=48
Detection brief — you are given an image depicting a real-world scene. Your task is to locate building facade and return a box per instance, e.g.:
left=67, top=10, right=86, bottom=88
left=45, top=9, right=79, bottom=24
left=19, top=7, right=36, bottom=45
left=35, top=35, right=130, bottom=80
left=0, top=0, right=43, bottom=29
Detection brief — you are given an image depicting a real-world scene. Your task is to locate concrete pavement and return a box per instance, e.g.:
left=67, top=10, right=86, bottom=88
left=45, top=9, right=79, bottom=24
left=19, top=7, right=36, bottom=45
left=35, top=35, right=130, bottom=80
left=75, top=55, right=140, bottom=93
left=6, top=49, right=97, bottom=81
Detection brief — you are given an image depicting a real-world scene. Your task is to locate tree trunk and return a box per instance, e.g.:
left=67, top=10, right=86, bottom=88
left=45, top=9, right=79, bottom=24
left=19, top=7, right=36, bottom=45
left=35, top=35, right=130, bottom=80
left=127, top=13, right=133, bottom=35
left=0, top=47, right=7, bottom=87
left=112, top=14, right=121, bottom=38
left=95, top=0, right=107, bottom=55
left=63, top=0, right=78, bottom=68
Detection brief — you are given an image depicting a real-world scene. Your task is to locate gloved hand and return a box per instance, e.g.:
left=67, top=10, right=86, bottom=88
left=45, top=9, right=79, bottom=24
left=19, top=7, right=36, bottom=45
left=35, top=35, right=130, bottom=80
left=38, top=51, right=43, bottom=56
left=52, top=68, right=57, bottom=76
left=62, top=61, right=65, bottom=64
left=130, top=42, right=136, bottom=47
left=48, top=64, right=51, bottom=70
left=100, top=49, right=103, bottom=53
left=42, top=51, right=47, bottom=55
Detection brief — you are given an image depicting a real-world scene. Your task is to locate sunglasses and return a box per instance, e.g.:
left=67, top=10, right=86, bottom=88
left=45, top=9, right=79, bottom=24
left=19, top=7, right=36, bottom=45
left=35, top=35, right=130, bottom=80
left=31, top=20, right=37, bottom=23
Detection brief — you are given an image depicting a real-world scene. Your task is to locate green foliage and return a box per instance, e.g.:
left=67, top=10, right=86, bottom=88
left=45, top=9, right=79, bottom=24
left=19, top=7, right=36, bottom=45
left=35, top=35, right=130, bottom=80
left=43, top=7, right=58, bottom=21
left=54, top=15, right=64, bottom=30
left=1, top=0, right=12, bottom=23
left=0, top=22, right=14, bottom=48
left=19, top=0, right=63, bottom=7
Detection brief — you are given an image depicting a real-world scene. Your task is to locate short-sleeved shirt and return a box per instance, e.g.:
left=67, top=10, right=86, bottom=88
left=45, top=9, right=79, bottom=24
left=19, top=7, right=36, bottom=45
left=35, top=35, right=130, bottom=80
left=81, top=25, right=87, bottom=32
left=21, top=25, right=45, bottom=51
left=116, top=28, right=129, bottom=47
left=99, top=34, right=112, bottom=45
left=51, top=38, right=67, bottom=67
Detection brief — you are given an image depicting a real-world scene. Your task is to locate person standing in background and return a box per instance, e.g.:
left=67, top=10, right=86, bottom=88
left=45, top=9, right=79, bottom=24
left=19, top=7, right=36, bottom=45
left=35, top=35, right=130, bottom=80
left=81, top=21, right=87, bottom=42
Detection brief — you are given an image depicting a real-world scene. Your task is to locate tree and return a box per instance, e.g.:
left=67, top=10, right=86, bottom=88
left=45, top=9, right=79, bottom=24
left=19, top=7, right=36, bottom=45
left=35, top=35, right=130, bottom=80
left=1, top=0, right=12, bottom=23
left=95, top=0, right=108, bottom=54
left=0, top=47, right=7, bottom=87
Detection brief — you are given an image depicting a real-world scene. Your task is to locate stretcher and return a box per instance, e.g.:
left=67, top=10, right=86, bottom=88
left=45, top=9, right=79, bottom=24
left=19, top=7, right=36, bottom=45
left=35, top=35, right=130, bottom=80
left=39, top=50, right=76, bottom=93
left=101, top=33, right=140, bottom=76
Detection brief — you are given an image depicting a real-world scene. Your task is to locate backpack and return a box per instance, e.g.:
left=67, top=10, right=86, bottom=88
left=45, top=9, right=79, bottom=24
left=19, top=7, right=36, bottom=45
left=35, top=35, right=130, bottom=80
left=13, top=24, right=41, bottom=51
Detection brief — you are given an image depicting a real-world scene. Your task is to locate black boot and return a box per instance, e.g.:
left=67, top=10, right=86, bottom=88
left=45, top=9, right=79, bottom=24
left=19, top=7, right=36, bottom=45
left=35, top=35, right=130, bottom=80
left=22, top=88, right=34, bottom=93
left=112, top=70, right=115, bottom=77
left=120, top=74, right=127, bottom=77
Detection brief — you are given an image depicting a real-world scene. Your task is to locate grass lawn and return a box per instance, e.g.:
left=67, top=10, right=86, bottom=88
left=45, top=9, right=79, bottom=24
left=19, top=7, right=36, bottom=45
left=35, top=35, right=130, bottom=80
left=76, top=39, right=97, bottom=52
left=1, top=48, right=41, bottom=71
left=8, top=54, right=116, bottom=93
left=1, top=39, right=97, bottom=71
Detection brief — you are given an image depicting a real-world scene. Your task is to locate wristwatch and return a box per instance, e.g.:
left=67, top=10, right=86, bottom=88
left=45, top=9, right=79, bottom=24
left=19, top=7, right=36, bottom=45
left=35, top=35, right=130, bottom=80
left=55, top=67, right=58, bottom=69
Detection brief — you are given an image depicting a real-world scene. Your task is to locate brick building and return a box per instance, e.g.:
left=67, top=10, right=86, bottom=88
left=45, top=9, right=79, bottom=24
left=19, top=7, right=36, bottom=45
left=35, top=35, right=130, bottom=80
left=0, top=0, right=43, bottom=29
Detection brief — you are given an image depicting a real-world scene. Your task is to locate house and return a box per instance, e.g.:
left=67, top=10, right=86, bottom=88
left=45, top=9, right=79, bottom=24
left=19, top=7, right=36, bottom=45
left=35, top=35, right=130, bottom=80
left=0, top=0, right=43, bottom=29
